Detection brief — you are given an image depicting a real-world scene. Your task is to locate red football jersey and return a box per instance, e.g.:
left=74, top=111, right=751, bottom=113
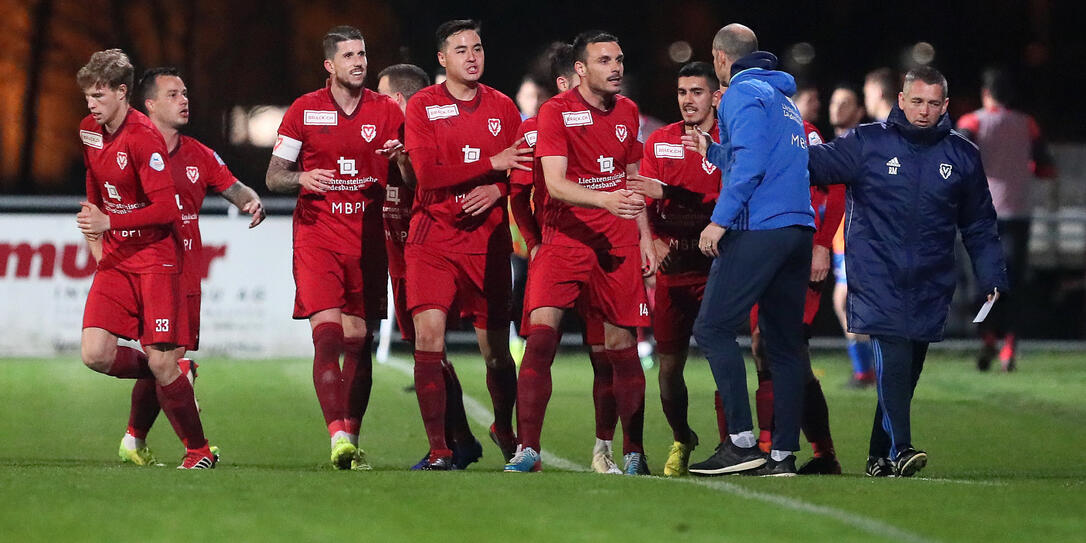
left=404, top=83, right=520, bottom=253
left=171, top=135, right=237, bottom=294
left=641, top=120, right=721, bottom=280
left=508, top=116, right=546, bottom=251
left=80, top=107, right=180, bottom=274
left=535, top=88, right=643, bottom=250
left=382, top=178, right=414, bottom=278
left=803, top=121, right=845, bottom=248
left=274, top=87, right=403, bottom=257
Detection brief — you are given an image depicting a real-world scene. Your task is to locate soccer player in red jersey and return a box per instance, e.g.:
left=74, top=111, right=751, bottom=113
left=626, top=62, right=722, bottom=476
left=508, top=42, right=621, bottom=474
left=506, top=31, right=659, bottom=475
left=75, top=49, right=216, bottom=469
left=377, top=63, right=481, bottom=470
left=114, top=67, right=266, bottom=466
left=266, top=26, right=405, bottom=470
left=721, top=120, right=845, bottom=474
left=403, top=19, right=530, bottom=470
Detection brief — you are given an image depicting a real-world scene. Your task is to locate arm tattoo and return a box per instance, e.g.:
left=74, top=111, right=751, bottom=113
left=265, top=156, right=301, bottom=193
left=221, top=182, right=255, bottom=207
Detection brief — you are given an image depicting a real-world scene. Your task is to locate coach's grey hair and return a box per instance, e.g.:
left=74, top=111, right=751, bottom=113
left=712, top=24, right=758, bottom=60
left=904, top=65, right=949, bottom=100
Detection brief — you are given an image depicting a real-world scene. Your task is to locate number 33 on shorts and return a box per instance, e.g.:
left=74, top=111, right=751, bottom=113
left=155, top=319, right=170, bottom=332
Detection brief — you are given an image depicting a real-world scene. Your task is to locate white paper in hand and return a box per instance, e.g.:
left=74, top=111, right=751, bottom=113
left=973, top=298, right=996, bottom=323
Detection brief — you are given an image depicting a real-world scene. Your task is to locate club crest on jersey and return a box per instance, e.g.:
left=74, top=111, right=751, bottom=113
left=702, top=158, right=717, bottom=174
left=615, top=125, right=628, bottom=143
left=562, top=110, right=593, bottom=127
left=488, top=118, right=502, bottom=136
left=939, top=163, right=953, bottom=180
left=426, top=104, right=459, bottom=121
left=116, top=152, right=128, bottom=170
left=361, top=124, right=377, bottom=142
left=186, top=166, right=200, bottom=183
left=303, top=110, right=337, bottom=126
left=80, top=130, right=103, bottom=149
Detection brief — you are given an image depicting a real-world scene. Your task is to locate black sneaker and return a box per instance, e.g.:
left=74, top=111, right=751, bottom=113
left=689, top=441, right=767, bottom=476
left=420, top=455, right=454, bottom=471
left=865, top=456, right=894, bottom=477
left=797, top=455, right=842, bottom=475
left=893, top=448, right=927, bottom=477
left=754, top=454, right=797, bottom=477
left=977, top=344, right=997, bottom=371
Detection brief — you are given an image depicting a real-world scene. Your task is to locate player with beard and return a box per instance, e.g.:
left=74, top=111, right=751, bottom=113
left=116, top=67, right=265, bottom=465
left=266, top=26, right=406, bottom=470
left=506, top=30, right=658, bottom=475
left=403, top=19, right=528, bottom=470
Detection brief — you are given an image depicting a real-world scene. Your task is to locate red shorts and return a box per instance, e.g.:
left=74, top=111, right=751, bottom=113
left=653, top=275, right=707, bottom=355
left=404, top=244, right=511, bottom=330
left=525, top=244, right=650, bottom=329
left=182, top=292, right=200, bottom=351
left=293, top=245, right=387, bottom=320
left=750, top=283, right=824, bottom=333
left=519, top=272, right=604, bottom=346
left=390, top=275, right=415, bottom=342
left=83, top=267, right=185, bottom=347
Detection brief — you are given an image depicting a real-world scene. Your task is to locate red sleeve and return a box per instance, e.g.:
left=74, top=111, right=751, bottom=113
left=203, top=146, right=238, bottom=193
left=509, top=121, right=535, bottom=188
left=956, top=112, right=979, bottom=141
left=535, top=102, right=567, bottom=158
left=405, top=94, right=492, bottom=190
left=627, top=103, right=643, bottom=164
left=639, top=130, right=660, bottom=180
left=277, top=100, right=304, bottom=142
left=85, top=170, right=102, bottom=206
left=110, top=133, right=180, bottom=229
left=812, top=184, right=845, bottom=249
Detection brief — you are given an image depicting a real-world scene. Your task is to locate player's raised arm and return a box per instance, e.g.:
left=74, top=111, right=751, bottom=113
left=265, top=103, right=334, bottom=193
left=220, top=181, right=266, bottom=228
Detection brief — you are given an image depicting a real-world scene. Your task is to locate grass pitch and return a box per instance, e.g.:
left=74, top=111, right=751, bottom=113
left=1, top=348, right=1083, bottom=542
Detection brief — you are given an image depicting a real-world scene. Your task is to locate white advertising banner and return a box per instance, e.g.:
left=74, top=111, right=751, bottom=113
left=0, top=214, right=315, bottom=357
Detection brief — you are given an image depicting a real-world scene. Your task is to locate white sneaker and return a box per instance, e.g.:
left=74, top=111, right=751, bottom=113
left=591, top=441, right=622, bottom=474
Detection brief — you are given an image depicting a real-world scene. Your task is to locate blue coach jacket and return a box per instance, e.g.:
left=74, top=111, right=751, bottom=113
left=706, top=52, right=815, bottom=231
left=808, top=105, right=1008, bottom=342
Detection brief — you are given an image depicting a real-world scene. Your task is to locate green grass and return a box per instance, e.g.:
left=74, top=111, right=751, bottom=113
left=1, top=349, right=1084, bottom=542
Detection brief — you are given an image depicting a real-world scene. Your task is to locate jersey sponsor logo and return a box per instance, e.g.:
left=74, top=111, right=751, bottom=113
left=807, top=131, right=823, bottom=146
left=939, top=163, right=953, bottom=180
left=337, top=156, right=358, bottom=176
left=426, top=104, right=459, bottom=121
left=80, top=130, right=103, bottom=149
left=186, top=166, right=200, bottom=184
left=790, top=133, right=808, bottom=150
left=702, top=158, right=717, bottom=175
left=886, top=156, right=901, bottom=175
left=116, top=152, right=128, bottom=170
left=487, top=118, right=501, bottom=136
left=303, top=110, right=338, bottom=126
left=654, top=142, right=684, bottom=159
left=562, top=110, right=593, bottom=127
left=386, top=186, right=401, bottom=204
left=149, top=152, right=166, bottom=172
left=524, top=130, right=537, bottom=147
left=462, top=145, right=481, bottom=163
left=615, top=124, right=628, bottom=142
left=104, top=182, right=121, bottom=201
left=597, top=155, right=614, bottom=174
left=361, top=124, right=377, bottom=142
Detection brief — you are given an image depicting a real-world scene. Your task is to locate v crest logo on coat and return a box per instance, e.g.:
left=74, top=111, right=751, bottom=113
left=939, top=163, right=953, bottom=180
left=615, top=124, right=628, bottom=142
left=116, top=152, right=128, bottom=170
left=360, top=124, right=377, bottom=143
left=186, top=166, right=200, bottom=183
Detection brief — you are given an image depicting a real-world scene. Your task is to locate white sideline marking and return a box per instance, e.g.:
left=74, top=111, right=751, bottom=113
left=914, top=477, right=1006, bottom=486
left=384, top=356, right=932, bottom=542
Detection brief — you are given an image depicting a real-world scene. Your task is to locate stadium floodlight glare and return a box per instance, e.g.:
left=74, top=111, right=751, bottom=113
left=668, top=41, right=693, bottom=64
left=228, top=105, right=288, bottom=147
left=789, top=42, right=816, bottom=65
left=911, top=42, right=935, bottom=65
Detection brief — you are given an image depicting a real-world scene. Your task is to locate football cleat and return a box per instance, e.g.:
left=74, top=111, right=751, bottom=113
left=797, top=455, right=842, bottom=475
left=177, top=445, right=218, bottom=470
left=351, top=448, right=372, bottom=471
left=976, top=343, right=997, bottom=372
left=410, top=451, right=430, bottom=471
left=663, top=431, right=699, bottom=477
left=330, top=437, right=357, bottom=470
left=754, top=454, right=797, bottom=477
left=452, top=438, right=484, bottom=470
left=118, top=440, right=158, bottom=466
left=503, top=445, right=541, bottom=473
left=893, top=448, right=927, bottom=477
left=865, top=456, right=894, bottom=477
left=591, top=442, right=622, bottom=475
left=623, top=452, right=650, bottom=476
left=420, top=453, right=453, bottom=471
left=689, top=441, right=767, bottom=476
left=489, top=424, right=518, bottom=462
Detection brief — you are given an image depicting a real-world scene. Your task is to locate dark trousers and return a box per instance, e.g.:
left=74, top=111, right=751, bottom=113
left=693, top=227, right=813, bottom=452
left=868, top=335, right=929, bottom=459
left=979, top=218, right=1029, bottom=337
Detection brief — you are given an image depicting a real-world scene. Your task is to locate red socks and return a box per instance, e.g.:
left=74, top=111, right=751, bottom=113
left=516, top=325, right=560, bottom=450
left=802, top=377, right=835, bottom=458
left=107, top=346, right=153, bottom=379
left=127, top=378, right=159, bottom=439
left=414, top=349, right=450, bottom=456
left=156, top=374, right=207, bottom=450
left=312, top=322, right=346, bottom=435
left=342, top=335, right=372, bottom=436
left=441, top=360, right=474, bottom=444
left=755, top=370, right=774, bottom=452
left=485, top=361, right=517, bottom=437
left=608, top=346, right=645, bottom=455
left=588, top=350, right=617, bottom=441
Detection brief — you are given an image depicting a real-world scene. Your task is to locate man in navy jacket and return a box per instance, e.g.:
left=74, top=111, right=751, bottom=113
left=682, top=23, right=816, bottom=477
left=808, top=66, right=1007, bottom=477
